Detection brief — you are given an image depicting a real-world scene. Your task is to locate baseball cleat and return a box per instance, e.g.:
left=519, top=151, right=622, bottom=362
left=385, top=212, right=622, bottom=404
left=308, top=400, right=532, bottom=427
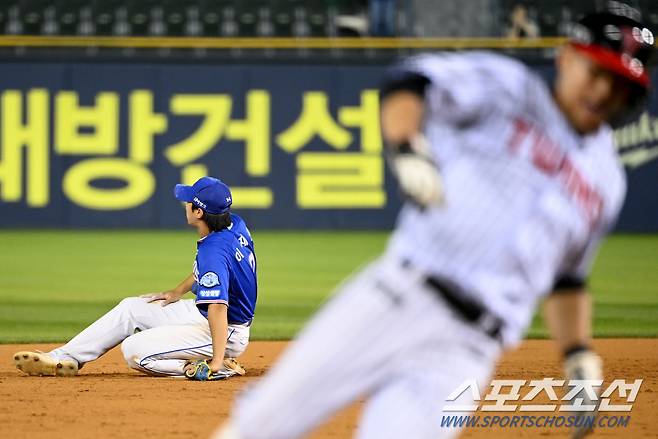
left=13, top=351, right=78, bottom=377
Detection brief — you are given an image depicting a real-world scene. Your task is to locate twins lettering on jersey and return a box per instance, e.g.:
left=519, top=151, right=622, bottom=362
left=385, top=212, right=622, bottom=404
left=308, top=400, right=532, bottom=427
left=508, top=117, right=604, bottom=228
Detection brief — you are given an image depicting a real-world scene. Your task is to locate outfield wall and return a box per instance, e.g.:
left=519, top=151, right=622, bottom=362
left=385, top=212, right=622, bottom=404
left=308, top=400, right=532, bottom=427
left=0, top=59, right=656, bottom=231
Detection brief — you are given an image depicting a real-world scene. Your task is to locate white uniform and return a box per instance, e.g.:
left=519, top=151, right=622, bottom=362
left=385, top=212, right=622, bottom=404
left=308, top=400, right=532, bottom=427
left=224, top=52, right=626, bottom=439
left=50, top=297, right=250, bottom=376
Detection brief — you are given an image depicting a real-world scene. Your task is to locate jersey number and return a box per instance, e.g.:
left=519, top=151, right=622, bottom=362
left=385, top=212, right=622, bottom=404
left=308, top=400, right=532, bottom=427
left=235, top=248, right=256, bottom=273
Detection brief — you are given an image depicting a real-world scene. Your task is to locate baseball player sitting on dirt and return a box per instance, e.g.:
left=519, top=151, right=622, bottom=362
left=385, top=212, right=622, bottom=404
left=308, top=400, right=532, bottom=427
left=212, top=7, right=654, bottom=439
left=14, top=176, right=257, bottom=381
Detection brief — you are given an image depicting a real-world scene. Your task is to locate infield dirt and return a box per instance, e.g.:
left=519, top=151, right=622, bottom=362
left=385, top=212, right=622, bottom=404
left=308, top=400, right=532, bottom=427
left=1, top=339, right=656, bottom=438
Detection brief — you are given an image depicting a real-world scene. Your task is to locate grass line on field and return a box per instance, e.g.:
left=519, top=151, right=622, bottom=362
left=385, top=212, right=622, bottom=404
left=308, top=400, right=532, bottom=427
left=0, top=231, right=656, bottom=343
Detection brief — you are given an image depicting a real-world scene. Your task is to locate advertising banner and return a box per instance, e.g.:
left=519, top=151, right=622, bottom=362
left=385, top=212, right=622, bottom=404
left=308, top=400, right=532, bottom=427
left=0, top=60, right=655, bottom=231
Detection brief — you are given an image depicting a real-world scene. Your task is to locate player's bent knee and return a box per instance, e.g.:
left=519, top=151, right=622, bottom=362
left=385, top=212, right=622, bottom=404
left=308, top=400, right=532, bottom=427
left=120, top=335, right=143, bottom=369
left=115, top=296, right=153, bottom=322
left=225, top=342, right=248, bottom=359
left=225, top=330, right=250, bottom=358
left=117, top=296, right=147, bottom=311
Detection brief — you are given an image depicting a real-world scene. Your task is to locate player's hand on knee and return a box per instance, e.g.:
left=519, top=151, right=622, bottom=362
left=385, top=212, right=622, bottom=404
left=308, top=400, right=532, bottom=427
left=140, top=292, right=166, bottom=302
left=160, top=291, right=182, bottom=306
left=563, top=349, right=603, bottom=439
left=388, top=134, right=444, bottom=208
left=140, top=290, right=181, bottom=306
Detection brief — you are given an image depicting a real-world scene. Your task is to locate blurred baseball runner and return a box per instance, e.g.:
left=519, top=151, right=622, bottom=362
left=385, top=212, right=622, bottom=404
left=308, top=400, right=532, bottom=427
left=213, top=6, right=654, bottom=439
left=14, top=176, right=256, bottom=380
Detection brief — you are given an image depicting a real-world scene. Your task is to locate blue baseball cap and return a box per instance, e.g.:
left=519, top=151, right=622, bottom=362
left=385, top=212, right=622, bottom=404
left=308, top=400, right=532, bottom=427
left=174, top=177, right=232, bottom=214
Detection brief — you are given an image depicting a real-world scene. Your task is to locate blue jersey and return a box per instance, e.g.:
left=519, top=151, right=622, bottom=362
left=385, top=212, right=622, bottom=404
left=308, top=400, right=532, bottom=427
left=227, top=214, right=255, bottom=254
left=192, top=214, right=257, bottom=323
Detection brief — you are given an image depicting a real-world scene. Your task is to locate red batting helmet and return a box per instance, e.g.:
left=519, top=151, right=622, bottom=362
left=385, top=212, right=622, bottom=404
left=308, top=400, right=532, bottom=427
left=569, top=8, right=655, bottom=90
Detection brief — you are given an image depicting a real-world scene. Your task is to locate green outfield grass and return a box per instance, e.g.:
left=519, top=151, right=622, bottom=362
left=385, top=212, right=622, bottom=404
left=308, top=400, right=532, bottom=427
left=0, top=231, right=656, bottom=343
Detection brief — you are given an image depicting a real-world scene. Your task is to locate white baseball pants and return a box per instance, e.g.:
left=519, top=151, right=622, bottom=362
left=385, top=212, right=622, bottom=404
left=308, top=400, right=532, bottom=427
left=226, top=256, right=503, bottom=439
left=50, top=297, right=249, bottom=376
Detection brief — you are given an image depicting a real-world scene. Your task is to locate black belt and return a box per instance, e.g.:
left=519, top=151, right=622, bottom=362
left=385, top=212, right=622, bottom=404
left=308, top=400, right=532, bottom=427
left=402, top=260, right=504, bottom=343
left=425, top=276, right=503, bottom=343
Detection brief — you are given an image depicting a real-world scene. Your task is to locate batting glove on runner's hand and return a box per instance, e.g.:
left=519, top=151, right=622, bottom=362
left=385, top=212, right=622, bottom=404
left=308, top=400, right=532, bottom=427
left=184, top=358, right=246, bottom=381
left=387, top=134, right=444, bottom=208
left=564, top=349, right=603, bottom=439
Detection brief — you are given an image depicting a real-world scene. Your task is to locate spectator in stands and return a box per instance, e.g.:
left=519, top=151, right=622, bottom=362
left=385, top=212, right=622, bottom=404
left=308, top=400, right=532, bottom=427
left=370, top=0, right=396, bottom=36
left=335, top=0, right=368, bottom=37
left=506, top=3, right=539, bottom=38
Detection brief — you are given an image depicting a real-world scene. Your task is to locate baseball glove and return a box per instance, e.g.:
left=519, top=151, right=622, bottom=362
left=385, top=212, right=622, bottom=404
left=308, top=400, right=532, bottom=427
left=184, top=358, right=246, bottom=381
left=387, top=134, right=444, bottom=208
